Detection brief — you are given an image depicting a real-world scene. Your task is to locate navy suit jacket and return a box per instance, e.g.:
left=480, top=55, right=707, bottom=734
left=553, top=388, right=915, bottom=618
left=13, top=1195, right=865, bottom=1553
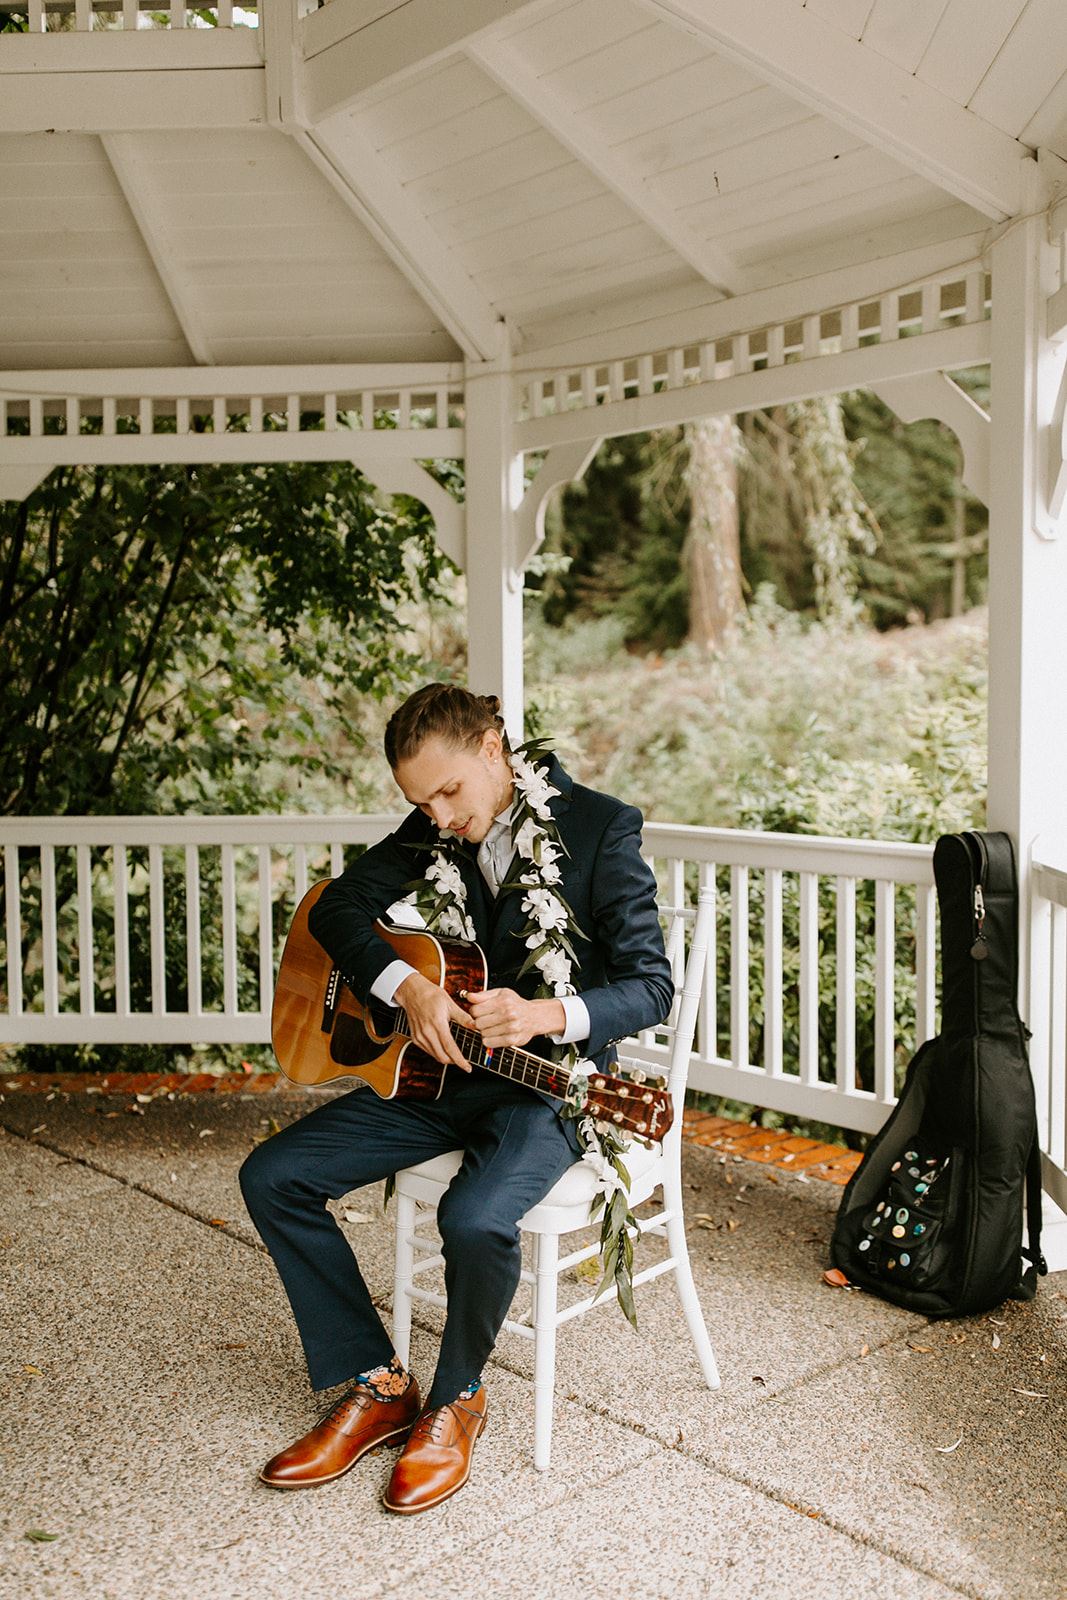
left=308, top=756, right=673, bottom=1093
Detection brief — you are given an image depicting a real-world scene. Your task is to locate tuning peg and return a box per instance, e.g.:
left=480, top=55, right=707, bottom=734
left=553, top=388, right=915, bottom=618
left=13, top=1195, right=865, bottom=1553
left=592, top=1077, right=605, bottom=1088
left=630, top=1069, right=646, bottom=1085
left=617, top=1085, right=630, bottom=1098
left=642, top=1091, right=654, bottom=1103
left=613, top=1111, right=624, bottom=1124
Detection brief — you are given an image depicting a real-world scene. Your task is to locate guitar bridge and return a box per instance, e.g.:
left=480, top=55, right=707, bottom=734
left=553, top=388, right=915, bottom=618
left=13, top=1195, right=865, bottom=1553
left=320, top=967, right=343, bottom=1034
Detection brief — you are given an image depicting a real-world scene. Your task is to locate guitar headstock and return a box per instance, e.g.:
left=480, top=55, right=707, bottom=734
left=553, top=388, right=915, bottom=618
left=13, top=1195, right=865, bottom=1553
left=583, top=1067, right=673, bottom=1143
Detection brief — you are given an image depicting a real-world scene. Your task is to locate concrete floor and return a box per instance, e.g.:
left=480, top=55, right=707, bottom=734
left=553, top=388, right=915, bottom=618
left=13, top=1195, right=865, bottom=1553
left=2, top=1081, right=1065, bottom=1600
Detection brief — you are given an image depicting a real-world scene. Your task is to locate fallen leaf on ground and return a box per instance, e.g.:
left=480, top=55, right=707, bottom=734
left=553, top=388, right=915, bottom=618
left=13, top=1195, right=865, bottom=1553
left=22, top=1364, right=42, bottom=1375
left=220, top=1342, right=247, bottom=1350
left=30, top=1125, right=45, bottom=1135
left=24, top=1530, right=59, bottom=1542
left=933, top=1434, right=964, bottom=1453
left=907, top=1341, right=933, bottom=1353
left=992, top=1332, right=1001, bottom=1350
left=198, top=1129, right=215, bottom=1138
left=752, top=1375, right=766, bottom=1386
left=208, top=1219, right=228, bottom=1228
left=860, top=1343, right=870, bottom=1357
left=341, top=1208, right=374, bottom=1224
left=1012, top=1388, right=1048, bottom=1398
left=727, top=1218, right=740, bottom=1232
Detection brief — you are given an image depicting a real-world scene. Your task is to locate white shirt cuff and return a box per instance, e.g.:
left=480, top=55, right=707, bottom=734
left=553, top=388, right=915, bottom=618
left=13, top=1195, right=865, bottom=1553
left=371, top=959, right=419, bottom=1006
left=550, top=994, right=591, bottom=1046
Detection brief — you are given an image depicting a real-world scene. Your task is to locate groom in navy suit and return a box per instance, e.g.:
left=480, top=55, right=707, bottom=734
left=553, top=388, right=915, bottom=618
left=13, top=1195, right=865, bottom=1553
left=240, top=683, right=672, bottom=1513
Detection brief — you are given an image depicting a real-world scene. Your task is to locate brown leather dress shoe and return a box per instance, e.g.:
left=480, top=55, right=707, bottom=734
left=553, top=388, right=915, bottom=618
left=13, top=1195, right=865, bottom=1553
left=382, top=1388, right=488, bottom=1514
left=259, top=1377, right=421, bottom=1489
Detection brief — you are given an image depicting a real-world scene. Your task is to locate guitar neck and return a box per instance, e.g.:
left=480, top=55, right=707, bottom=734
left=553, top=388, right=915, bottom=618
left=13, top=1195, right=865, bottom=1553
left=391, top=1005, right=572, bottom=1099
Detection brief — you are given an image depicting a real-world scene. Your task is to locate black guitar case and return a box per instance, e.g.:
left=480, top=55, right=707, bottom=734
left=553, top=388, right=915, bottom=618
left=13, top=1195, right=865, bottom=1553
left=830, top=831, right=1046, bottom=1316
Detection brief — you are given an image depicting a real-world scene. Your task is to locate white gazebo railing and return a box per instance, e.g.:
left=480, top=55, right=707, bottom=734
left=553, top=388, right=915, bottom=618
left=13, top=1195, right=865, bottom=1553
left=0, top=813, right=935, bottom=1139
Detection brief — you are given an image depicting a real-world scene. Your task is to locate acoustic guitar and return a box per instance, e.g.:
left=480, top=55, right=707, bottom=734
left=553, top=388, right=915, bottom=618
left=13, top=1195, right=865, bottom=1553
left=271, top=880, right=674, bottom=1143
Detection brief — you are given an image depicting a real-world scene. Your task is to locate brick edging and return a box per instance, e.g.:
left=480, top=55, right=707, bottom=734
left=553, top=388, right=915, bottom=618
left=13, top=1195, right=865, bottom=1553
left=0, top=1072, right=862, bottom=1186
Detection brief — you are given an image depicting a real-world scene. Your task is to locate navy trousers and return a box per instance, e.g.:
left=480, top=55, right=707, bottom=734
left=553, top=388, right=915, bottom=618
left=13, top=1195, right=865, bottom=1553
left=239, top=1069, right=582, bottom=1409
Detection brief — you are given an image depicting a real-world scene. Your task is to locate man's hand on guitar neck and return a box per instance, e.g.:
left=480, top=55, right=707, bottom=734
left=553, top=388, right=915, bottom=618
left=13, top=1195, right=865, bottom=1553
left=395, top=971, right=473, bottom=1070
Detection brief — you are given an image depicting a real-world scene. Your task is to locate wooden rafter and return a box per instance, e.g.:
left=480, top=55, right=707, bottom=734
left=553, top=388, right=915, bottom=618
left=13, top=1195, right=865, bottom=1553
left=297, top=121, right=503, bottom=363
left=637, top=0, right=1029, bottom=221
left=101, top=134, right=213, bottom=368
left=466, top=37, right=745, bottom=297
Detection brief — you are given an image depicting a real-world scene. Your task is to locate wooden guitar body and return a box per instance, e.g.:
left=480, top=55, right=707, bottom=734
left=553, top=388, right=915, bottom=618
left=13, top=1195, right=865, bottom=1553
left=271, top=881, right=487, bottom=1099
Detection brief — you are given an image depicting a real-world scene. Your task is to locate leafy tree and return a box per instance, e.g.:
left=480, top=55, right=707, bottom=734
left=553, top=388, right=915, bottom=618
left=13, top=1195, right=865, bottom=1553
left=0, top=455, right=450, bottom=817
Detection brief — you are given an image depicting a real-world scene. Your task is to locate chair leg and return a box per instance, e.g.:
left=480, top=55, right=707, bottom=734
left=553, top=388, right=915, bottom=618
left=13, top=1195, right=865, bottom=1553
left=665, top=1198, right=721, bottom=1390
left=532, top=1232, right=560, bottom=1471
left=392, top=1190, right=416, bottom=1369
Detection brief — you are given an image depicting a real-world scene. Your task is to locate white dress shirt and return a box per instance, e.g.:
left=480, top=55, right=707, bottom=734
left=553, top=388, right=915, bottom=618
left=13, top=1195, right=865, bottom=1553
left=371, top=802, right=590, bottom=1046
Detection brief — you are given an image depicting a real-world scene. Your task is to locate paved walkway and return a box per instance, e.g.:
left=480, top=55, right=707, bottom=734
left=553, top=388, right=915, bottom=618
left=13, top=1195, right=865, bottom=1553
left=2, top=1078, right=1065, bottom=1600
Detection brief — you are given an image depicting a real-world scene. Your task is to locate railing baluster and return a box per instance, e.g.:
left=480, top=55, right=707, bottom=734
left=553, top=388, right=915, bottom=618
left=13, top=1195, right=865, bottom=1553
left=149, top=843, right=166, bottom=1015
left=874, top=880, right=895, bottom=1101
left=763, top=867, right=783, bottom=1076
left=294, top=843, right=309, bottom=908
left=799, top=870, right=819, bottom=1085
left=172, top=0, right=187, bottom=27
left=217, top=0, right=233, bottom=25
left=77, top=843, right=95, bottom=1016
left=835, top=876, right=856, bottom=1095
left=75, top=0, right=90, bottom=30
left=122, top=0, right=138, bottom=30
left=185, top=844, right=202, bottom=1017
left=330, top=842, right=344, bottom=878
left=1049, top=903, right=1067, bottom=1171
left=915, top=882, right=936, bottom=1043
left=41, top=844, right=59, bottom=1018
left=221, top=843, right=238, bottom=1015
left=4, top=844, right=21, bottom=1017
left=114, top=845, right=130, bottom=1016
left=698, top=863, right=716, bottom=1062
left=730, top=864, right=749, bottom=1071
left=29, top=0, right=44, bottom=30
left=258, top=845, right=274, bottom=1016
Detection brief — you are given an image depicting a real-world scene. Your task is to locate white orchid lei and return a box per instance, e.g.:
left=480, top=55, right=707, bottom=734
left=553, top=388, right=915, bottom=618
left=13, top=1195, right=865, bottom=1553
left=398, top=737, right=642, bottom=1327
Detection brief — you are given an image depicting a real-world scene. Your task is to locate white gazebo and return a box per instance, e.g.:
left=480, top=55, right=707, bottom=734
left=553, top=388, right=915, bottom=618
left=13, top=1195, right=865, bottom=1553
left=3, top=1, right=1067, bottom=1256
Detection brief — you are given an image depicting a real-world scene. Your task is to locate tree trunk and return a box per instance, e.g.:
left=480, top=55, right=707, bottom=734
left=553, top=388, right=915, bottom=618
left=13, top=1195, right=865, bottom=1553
left=683, top=414, right=743, bottom=649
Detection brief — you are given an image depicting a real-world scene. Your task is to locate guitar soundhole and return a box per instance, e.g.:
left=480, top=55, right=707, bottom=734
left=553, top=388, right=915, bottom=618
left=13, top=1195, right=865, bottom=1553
left=330, top=1012, right=389, bottom=1068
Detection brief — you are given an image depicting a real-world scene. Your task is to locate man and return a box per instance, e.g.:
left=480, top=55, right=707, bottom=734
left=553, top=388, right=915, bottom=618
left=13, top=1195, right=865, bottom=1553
left=240, top=683, right=672, bottom=1513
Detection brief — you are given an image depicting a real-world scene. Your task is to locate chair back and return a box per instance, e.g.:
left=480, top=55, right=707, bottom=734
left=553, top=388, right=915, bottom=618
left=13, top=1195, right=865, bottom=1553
left=622, top=886, right=714, bottom=1158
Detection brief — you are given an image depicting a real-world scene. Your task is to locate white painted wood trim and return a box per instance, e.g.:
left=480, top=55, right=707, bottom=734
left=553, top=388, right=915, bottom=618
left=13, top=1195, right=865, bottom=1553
left=359, top=459, right=466, bottom=570
left=517, top=321, right=991, bottom=450
left=638, top=0, right=1028, bottom=220
left=515, top=438, right=601, bottom=568
left=301, top=0, right=555, bottom=119
left=466, top=36, right=746, bottom=296
left=0, top=68, right=267, bottom=134
left=101, top=134, right=213, bottom=368
left=871, top=371, right=990, bottom=505
left=297, top=123, right=502, bottom=362
left=513, top=241, right=987, bottom=374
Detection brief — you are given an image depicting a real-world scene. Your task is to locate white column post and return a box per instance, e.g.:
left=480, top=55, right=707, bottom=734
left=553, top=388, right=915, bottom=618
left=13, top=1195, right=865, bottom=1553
left=987, top=158, right=1067, bottom=1131
left=462, top=328, right=526, bottom=741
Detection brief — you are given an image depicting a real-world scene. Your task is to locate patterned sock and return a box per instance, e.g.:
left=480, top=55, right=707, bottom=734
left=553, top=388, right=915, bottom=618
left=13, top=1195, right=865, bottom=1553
left=354, top=1354, right=411, bottom=1402
left=457, top=1377, right=482, bottom=1401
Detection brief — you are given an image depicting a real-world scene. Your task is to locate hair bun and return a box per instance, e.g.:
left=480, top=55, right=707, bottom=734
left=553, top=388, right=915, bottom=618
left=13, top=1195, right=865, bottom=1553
left=479, top=694, right=502, bottom=717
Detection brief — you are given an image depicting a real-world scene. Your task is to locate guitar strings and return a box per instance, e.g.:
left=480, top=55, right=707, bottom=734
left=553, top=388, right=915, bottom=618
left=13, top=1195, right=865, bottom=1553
left=390, top=1006, right=570, bottom=1096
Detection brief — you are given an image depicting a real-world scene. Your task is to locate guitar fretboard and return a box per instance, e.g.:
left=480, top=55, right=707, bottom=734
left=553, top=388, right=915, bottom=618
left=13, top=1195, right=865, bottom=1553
left=390, top=1004, right=573, bottom=1099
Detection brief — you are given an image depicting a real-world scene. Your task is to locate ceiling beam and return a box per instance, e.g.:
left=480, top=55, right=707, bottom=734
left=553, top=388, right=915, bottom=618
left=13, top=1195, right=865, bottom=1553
left=638, top=0, right=1029, bottom=221
left=466, top=37, right=745, bottom=297
left=101, top=135, right=213, bottom=368
left=297, top=120, right=504, bottom=363
left=0, top=69, right=265, bottom=134
left=302, top=0, right=555, bottom=123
